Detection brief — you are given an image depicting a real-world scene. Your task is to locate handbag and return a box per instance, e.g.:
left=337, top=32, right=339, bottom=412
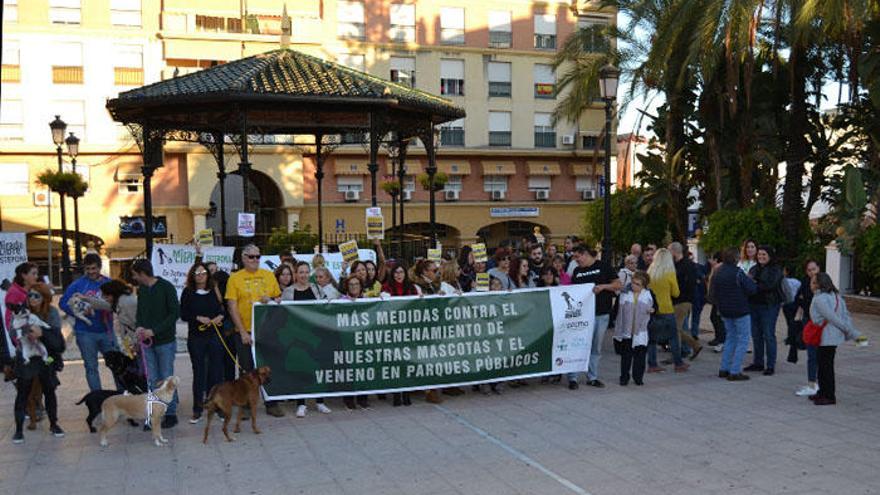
left=803, top=295, right=838, bottom=346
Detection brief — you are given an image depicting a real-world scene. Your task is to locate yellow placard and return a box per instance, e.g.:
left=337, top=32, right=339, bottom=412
left=475, top=272, right=490, bottom=292
left=472, top=243, right=487, bottom=263
left=340, top=240, right=359, bottom=263
left=197, top=228, right=214, bottom=247
left=427, top=248, right=442, bottom=262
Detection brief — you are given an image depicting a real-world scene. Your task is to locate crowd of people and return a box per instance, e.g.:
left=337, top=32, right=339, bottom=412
left=1, top=235, right=869, bottom=445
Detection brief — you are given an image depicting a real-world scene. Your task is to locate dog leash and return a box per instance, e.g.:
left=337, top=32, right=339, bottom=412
left=198, top=321, right=242, bottom=372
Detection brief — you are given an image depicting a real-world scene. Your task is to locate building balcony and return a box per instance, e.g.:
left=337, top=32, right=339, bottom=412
left=440, top=128, right=465, bottom=146
left=488, top=82, right=512, bottom=97
left=489, top=132, right=512, bottom=146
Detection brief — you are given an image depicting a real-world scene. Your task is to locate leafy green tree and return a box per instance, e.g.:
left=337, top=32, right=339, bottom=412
left=266, top=226, right=320, bottom=255
left=700, top=206, right=787, bottom=255
left=582, top=188, right=669, bottom=258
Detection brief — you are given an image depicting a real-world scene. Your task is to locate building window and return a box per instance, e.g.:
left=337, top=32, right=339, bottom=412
left=440, top=7, right=465, bottom=45
left=534, top=64, right=556, bottom=98
left=1, top=41, right=21, bottom=83
left=390, top=56, right=416, bottom=88
left=534, top=113, right=556, bottom=148
left=49, top=0, right=81, bottom=25
left=51, top=42, right=84, bottom=84
left=111, top=0, right=141, bottom=27
left=488, top=111, right=511, bottom=146
left=337, top=1, right=366, bottom=40
left=487, top=62, right=511, bottom=97
left=116, top=173, right=143, bottom=194
left=389, top=3, right=416, bottom=43
left=0, top=100, right=24, bottom=142
left=579, top=20, right=610, bottom=53
left=575, top=176, right=596, bottom=191
left=336, top=53, right=366, bottom=72
left=444, top=174, right=463, bottom=192
left=403, top=175, right=416, bottom=192
left=4, top=0, right=18, bottom=22
left=534, top=14, right=557, bottom=49
left=440, top=59, right=464, bottom=96
left=528, top=176, right=551, bottom=192
left=337, top=176, right=365, bottom=193
left=440, top=118, right=465, bottom=146
left=483, top=175, right=508, bottom=193
left=50, top=100, right=86, bottom=139
left=0, top=164, right=29, bottom=195
left=114, top=44, right=144, bottom=86
left=582, top=135, right=599, bottom=149
left=488, top=11, right=512, bottom=48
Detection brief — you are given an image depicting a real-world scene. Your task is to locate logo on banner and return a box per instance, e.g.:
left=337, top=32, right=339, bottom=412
left=560, top=291, right=583, bottom=319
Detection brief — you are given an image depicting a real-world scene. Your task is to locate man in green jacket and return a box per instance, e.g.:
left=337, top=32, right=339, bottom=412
left=132, top=259, right=181, bottom=428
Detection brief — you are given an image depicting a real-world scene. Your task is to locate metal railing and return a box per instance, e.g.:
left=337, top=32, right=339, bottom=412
left=489, top=132, right=511, bottom=146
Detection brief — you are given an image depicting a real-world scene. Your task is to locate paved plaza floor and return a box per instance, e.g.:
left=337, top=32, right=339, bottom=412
left=2, top=311, right=879, bottom=495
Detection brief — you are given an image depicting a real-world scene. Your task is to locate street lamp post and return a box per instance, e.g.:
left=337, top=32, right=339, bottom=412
left=65, top=132, right=83, bottom=270
left=598, top=64, right=620, bottom=264
left=49, top=115, right=72, bottom=288
left=425, top=125, right=440, bottom=246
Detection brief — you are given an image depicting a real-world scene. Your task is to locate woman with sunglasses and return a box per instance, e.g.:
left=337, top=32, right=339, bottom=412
left=11, top=282, right=66, bottom=444
left=180, top=262, right=226, bottom=424
left=4, top=262, right=39, bottom=336
left=340, top=275, right=371, bottom=410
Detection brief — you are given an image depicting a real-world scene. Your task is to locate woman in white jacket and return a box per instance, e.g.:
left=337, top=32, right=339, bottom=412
left=613, top=271, right=654, bottom=386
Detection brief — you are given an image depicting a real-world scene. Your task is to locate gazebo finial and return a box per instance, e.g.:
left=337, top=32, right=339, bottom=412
left=281, top=4, right=291, bottom=49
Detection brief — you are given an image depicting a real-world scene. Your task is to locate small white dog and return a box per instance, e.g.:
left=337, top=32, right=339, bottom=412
left=11, top=306, right=50, bottom=361
left=68, top=294, right=94, bottom=326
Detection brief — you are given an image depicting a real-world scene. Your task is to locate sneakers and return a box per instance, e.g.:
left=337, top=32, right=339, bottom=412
left=727, top=374, right=750, bottom=381
left=707, top=338, right=721, bottom=347
left=189, top=413, right=202, bottom=424
left=647, top=366, right=666, bottom=373
left=855, top=336, right=869, bottom=347
left=762, top=368, right=775, bottom=376
left=795, top=384, right=819, bottom=397
left=718, top=370, right=730, bottom=379
left=743, top=364, right=764, bottom=372
left=160, top=416, right=178, bottom=429
left=713, top=344, right=723, bottom=353
left=568, top=380, right=579, bottom=390
left=587, top=379, right=605, bottom=388
left=50, top=424, right=65, bottom=438
left=316, top=403, right=332, bottom=414
left=296, top=405, right=307, bottom=418
left=266, top=404, right=286, bottom=417
left=12, top=431, right=24, bottom=444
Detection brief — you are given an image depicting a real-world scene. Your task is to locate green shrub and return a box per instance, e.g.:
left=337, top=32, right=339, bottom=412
left=582, top=188, right=668, bottom=260
left=266, top=225, right=320, bottom=255
left=700, top=206, right=785, bottom=256
left=856, top=224, right=880, bottom=294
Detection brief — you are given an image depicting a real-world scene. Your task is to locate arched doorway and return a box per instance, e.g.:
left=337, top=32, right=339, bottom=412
left=476, top=221, right=551, bottom=251
left=387, top=222, right=461, bottom=259
left=206, top=170, right=284, bottom=246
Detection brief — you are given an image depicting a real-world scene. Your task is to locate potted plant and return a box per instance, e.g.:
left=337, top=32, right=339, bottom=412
left=37, top=170, right=88, bottom=198
left=381, top=181, right=401, bottom=196
left=418, top=172, right=448, bottom=192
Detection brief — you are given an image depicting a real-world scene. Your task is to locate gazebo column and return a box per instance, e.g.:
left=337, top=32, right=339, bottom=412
left=214, top=131, right=228, bottom=246
left=238, top=116, right=251, bottom=242
left=424, top=121, right=439, bottom=246
left=192, top=209, right=208, bottom=233
left=368, top=112, right=380, bottom=207
left=286, top=208, right=301, bottom=232
left=315, top=134, right=325, bottom=249
left=396, top=135, right=409, bottom=260
left=141, top=127, right=163, bottom=258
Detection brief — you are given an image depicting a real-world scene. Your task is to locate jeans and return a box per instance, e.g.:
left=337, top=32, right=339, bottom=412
left=709, top=305, right=725, bottom=343
left=14, top=361, right=58, bottom=431
left=816, top=346, right=836, bottom=400
left=647, top=314, right=683, bottom=367
left=750, top=304, right=780, bottom=369
left=76, top=331, right=122, bottom=392
left=720, top=315, right=751, bottom=374
left=691, top=301, right=704, bottom=338
left=143, top=341, right=179, bottom=416
left=567, top=314, right=610, bottom=382
left=187, top=335, right=225, bottom=414
left=806, top=345, right=818, bottom=383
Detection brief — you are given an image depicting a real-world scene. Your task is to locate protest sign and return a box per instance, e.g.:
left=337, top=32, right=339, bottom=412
left=197, top=228, right=214, bottom=247
left=151, top=244, right=234, bottom=295
left=472, top=243, right=488, bottom=263
left=339, top=240, right=360, bottom=263
left=475, top=273, right=490, bottom=292
left=365, top=207, right=384, bottom=240
left=259, top=250, right=376, bottom=280
left=427, top=248, right=441, bottom=262
left=237, top=213, right=255, bottom=237
left=0, top=233, right=27, bottom=351
left=253, top=286, right=595, bottom=398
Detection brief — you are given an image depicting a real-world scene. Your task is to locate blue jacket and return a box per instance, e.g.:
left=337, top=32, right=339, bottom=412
left=60, top=275, right=113, bottom=334
left=710, top=263, right=757, bottom=318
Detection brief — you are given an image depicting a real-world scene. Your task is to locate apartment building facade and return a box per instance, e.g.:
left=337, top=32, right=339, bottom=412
left=1, top=0, right=616, bottom=266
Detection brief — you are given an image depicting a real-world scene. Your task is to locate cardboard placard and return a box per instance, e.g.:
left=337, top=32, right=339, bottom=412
left=427, top=248, right=442, bottom=262
left=475, top=272, right=490, bottom=292
left=197, top=228, right=214, bottom=247
left=365, top=207, right=385, bottom=240
left=237, top=213, right=256, bottom=237
left=339, top=240, right=360, bottom=263
left=472, top=243, right=488, bottom=263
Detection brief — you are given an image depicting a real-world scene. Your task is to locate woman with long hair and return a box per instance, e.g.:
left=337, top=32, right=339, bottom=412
left=284, top=261, right=332, bottom=418
left=179, top=262, right=226, bottom=424
left=350, top=260, right=382, bottom=297
left=457, top=246, right=476, bottom=293
left=552, top=254, right=571, bottom=285
left=738, top=239, right=758, bottom=274
left=80, top=279, right=138, bottom=360
left=793, top=260, right=821, bottom=396
left=439, top=259, right=463, bottom=295
left=4, top=262, right=39, bottom=333
left=536, top=265, right=559, bottom=287
left=380, top=263, right=417, bottom=406
left=646, top=248, right=686, bottom=373
left=509, top=257, right=535, bottom=290
left=313, top=266, right=342, bottom=300
left=11, top=282, right=66, bottom=444
left=808, top=273, right=864, bottom=405
left=274, top=264, right=294, bottom=292
left=743, top=245, right=783, bottom=376
left=339, top=275, right=370, bottom=410
left=412, top=259, right=441, bottom=296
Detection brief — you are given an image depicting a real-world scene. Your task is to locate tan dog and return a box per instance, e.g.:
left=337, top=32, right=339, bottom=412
left=99, top=376, right=179, bottom=447
left=202, top=366, right=271, bottom=443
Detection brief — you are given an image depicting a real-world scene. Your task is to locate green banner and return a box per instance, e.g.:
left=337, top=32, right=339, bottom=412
left=253, top=286, right=595, bottom=398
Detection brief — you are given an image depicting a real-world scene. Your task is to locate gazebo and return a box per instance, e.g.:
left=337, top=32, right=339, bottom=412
left=106, top=48, right=465, bottom=256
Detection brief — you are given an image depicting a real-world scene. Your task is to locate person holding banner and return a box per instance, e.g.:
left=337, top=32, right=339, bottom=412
left=274, top=264, right=295, bottom=293
left=457, top=247, right=476, bottom=293
left=510, top=257, right=536, bottom=290
left=314, top=267, right=342, bottom=300
left=349, top=261, right=382, bottom=298
left=413, top=260, right=442, bottom=296
left=380, top=264, right=419, bottom=406
left=60, top=254, right=119, bottom=392
left=339, top=275, right=371, bottom=410
left=226, top=244, right=284, bottom=417
left=179, top=263, right=226, bottom=424
left=439, top=260, right=464, bottom=295
left=567, top=246, right=622, bottom=390
left=488, top=250, right=514, bottom=290
left=551, top=255, right=571, bottom=285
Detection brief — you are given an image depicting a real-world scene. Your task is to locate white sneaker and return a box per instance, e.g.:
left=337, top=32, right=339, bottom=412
left=296, top=405, right=307, bottom=418
left=713, top=344, right=723, bottom=353
left=316, top=403, right=332, bottom=414
left=795, top=385, right=818, bottom=397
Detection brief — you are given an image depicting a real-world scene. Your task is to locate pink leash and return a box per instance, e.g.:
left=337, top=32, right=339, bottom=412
left=138, top=334, right=153, bottom=390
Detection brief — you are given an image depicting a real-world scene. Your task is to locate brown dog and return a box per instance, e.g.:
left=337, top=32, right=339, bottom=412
left=202, top=366, right=271, bottom=443
left=99, top=376, right=179, bottom=447
left=3, top=365, right=44, bottom=430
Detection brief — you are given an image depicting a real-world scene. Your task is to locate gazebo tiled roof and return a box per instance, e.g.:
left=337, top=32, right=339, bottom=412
left=107, top=49, right=465, bottom=128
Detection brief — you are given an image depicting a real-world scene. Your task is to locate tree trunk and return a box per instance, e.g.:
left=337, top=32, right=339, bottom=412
left=782, top=38, right=809, bottom=258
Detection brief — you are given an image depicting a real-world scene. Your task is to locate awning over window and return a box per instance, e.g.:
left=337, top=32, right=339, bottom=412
left=437, top=160, right=471, bottom=175
left=334, top=157, right=370, bottom=175
left=114, top=162, right=143, bottom=181
left=481, top=161, right=516, bottom=175
left=571, top=163, right=595, bottom=176
left=527, top=161, right=561, bottom=175
left=385, top=159, right=423, bottom=175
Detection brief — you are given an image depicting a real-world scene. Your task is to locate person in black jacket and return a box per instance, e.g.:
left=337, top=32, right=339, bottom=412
left=180, top=262, right=226, bottom=424
left=711, top=248, right=757, bottom=380
left=744, top=245, right=784, bottom=375
left=670, top=242, right=702, bottom=359
left=792, top=260, right=822, bottom=396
